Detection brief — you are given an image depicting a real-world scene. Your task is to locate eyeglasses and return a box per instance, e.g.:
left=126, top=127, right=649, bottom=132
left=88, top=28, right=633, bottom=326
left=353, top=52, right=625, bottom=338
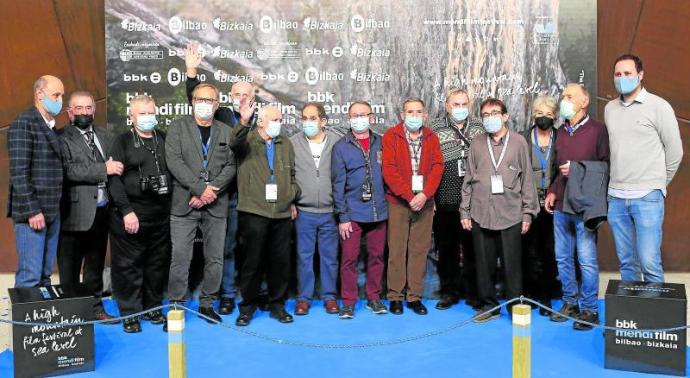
left=481, top=111, right=503, bottom=118
left=193, top=97, right=217, bottom=104
left=350, top=113, right=372, bottom=118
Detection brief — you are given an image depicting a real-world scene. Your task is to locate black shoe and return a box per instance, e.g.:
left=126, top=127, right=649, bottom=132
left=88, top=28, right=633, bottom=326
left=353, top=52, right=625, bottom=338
left=389, top=300, right=403, bottom=315
left=538, top=300, right=552, bottom=317
left=573, top=311, right=599, bottom=331
left=198, top=306, right=222, bottom=324
left=235, top=313, right=252, bottom=326
left=465, top=298, right=482, bottom=310
left=435, top=295, right=458, bottom=310
left=123, top=318, right=141, bottom=333
left=550, top=303, right=580, bottom=323
left=258, top=294, right=270, bottom=312
left=270, top=308, right=294, bottom=323
left=407, top=301, right=428, bottom=315
left=219, top=297, right=236, bottom=315
left=143, top=310, right=166, bottom=324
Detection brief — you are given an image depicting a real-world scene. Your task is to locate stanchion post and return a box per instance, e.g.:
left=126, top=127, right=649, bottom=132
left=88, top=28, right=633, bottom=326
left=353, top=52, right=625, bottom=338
left=168, top=309, right=186, bottom=378
left=512, top=304, right=531, bottom=378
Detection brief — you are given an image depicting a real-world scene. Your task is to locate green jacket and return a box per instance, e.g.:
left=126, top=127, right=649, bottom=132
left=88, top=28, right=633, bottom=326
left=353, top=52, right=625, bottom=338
left=230, top=126, right=300, bottom=219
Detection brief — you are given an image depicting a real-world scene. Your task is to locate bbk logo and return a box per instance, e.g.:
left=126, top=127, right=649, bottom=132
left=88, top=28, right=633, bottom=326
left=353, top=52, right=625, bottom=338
left=259, top=15, right=298, bottom=33
left=615, top=319, right=638, bottom=329
left=212, top=18, right=254, bottom=31
left=168, top=46, right=207, bottom=58
left=350, top=15, right=391, bottom=33
left=169, top=16, right=208, bottom=34
left=123, top=72, right=161, bottom=84
left=304, top=68, right=344, bottom=86
left=307, top=92, right=335, bottom=103
left=120, top=19, right=161, bottom=32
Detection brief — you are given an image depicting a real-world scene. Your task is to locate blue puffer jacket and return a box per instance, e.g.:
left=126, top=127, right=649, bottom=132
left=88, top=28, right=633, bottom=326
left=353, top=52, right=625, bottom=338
left=331, top=131, right=388, bottom=224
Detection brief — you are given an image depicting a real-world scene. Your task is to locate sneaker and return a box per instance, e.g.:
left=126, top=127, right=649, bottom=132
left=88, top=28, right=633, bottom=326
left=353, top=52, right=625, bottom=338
left=573, top=310, right=599, bottom=331
left=339, top=304, right=354, bottom=319
left=365, top=300, right=388, bottom=315
left=472, top=308, right=500, bottom=323
left=550, top=303, right=580, bottom=323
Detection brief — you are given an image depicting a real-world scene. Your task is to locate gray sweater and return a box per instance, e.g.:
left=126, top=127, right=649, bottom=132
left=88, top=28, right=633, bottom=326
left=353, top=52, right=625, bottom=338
left=289, top=130, right=341, bottom=213
left=604, top=88, right=683, bottom=191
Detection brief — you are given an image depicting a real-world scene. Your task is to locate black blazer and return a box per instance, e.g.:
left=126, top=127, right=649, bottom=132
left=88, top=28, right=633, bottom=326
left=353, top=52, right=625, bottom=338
left=7, top=107, right=63, bottom=222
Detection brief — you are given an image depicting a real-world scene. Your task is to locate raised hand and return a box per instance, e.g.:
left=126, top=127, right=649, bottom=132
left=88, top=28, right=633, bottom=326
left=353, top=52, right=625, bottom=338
left=184, top=42, right=203, bottom=78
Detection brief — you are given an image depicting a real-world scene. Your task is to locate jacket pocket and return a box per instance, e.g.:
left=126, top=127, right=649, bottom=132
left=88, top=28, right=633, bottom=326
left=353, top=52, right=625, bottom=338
left=503, top=167, right=521, bottom=190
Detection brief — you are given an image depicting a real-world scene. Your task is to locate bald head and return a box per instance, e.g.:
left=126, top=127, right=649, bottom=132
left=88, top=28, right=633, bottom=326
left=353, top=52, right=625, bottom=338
left=34, top=75, right=65, bottom=117
left=258, top=105, right=281, bottom=124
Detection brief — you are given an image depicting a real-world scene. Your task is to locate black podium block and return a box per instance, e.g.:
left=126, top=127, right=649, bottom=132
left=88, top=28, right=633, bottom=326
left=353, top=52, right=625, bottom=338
left=605, top=280, right=687, bottom=376
left=9, top=284, right=95, bottom=378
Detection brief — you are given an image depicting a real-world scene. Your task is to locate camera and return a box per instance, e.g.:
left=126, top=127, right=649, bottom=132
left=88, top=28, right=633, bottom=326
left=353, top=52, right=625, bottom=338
left=140, top=174, right=169, bottom=195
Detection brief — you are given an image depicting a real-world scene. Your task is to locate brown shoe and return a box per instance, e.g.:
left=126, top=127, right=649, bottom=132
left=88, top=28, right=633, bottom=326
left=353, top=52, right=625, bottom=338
left=294, top=301, right=310, bottom=316
left=95, top=311, right=121, bottom=325
left=324, top=300, right=339, bottom=314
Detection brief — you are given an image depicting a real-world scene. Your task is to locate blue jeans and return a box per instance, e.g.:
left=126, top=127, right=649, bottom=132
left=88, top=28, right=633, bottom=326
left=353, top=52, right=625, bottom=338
left=221, top=192, right=239, bottom=299
left=607, top=190, right=665, bottom=283
left=553, top=211, right=599, bottom=312
left=295, top=210, right=339, bottom=302
left=14, top=217, right=60, bottom=288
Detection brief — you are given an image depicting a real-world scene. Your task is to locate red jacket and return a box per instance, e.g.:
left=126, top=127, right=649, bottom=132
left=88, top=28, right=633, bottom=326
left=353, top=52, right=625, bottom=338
left=382, top=123, right=445, bottom=205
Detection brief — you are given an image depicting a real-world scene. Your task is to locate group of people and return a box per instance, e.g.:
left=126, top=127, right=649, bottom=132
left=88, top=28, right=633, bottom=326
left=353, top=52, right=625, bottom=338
left=7, top=51, right=682, bottom=333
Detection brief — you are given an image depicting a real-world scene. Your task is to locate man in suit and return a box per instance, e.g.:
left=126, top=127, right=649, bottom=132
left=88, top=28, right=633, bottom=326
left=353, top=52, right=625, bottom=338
left=58, top=91, right=122, bottom=323
left=166, top=83, right=237, bottom=323
left=7, top=75, right=64, bottom=288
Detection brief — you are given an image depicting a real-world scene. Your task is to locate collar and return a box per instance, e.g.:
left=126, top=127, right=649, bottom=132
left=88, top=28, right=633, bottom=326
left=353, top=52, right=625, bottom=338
left=77, top=125, right=94, bottom=135
left=619, top=87, right=648, bottom=106
left=489, top=130, right=509, bottom=145
left=404, top=128, right=422, bottom=143
left=41, top=114, right=55, bottom=129
left=564, top=115, right=590, bottom=134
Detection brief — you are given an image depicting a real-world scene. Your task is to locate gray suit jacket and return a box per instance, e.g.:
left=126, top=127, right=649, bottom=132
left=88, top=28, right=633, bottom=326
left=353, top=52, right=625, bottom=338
left=59, top=124, right=114, bottom=231
left=165, top=116, right=236, bottom=217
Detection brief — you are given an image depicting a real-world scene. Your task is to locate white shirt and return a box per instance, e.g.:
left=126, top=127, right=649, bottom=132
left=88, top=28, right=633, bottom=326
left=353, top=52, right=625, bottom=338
left=307, top=136, right=327, bottom=168
left=41, top=114, right=55, bottom=130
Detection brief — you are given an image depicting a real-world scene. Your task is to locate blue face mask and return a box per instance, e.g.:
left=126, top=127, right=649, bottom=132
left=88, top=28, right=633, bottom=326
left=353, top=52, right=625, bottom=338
left=302, top=120, right=320, bottom=138
left=404, top=116, right=424, bottom=131
left=350, top=117, right=370, bottom=133
left=482, top=116, right=503, bottom=134
left=136, top=114, right=157, bottom=132
left=559, top=100, right=577, bottom=120
left=451, top=107, right=469, bottom=122
left=41, top=94, right=62, bottom=116
left=614, top=75, right=639, bottom=95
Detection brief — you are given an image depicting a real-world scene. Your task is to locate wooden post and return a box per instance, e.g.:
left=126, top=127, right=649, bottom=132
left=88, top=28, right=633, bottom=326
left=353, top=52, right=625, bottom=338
left=512, top=304, right=531, bottom=378
left=168, top=309, right=186, bottom=378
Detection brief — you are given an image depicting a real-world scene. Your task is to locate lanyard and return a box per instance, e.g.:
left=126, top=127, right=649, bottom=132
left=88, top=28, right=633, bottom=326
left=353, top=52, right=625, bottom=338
left=486, top=131, right=510, bottom=173
left=532, top=128, right=553, bottom=189
left=266, top=140, right=275, bottom=183
left=447, top=116, right=471, bottom=146
left=406, top=131, right=422, bottom=175
left=352, top=136, right=373, bottom=187
left=564, top=115, right=589, bottom=135
left=199, top=128, right=212, bottom=169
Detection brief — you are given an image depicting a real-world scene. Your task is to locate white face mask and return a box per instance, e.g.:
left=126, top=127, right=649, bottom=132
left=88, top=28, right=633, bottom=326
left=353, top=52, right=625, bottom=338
left=232, top=98, right=241, bottom=112
left=265, top=120, right=281, bottom=138
left=194, top=102, right=214, bottom=120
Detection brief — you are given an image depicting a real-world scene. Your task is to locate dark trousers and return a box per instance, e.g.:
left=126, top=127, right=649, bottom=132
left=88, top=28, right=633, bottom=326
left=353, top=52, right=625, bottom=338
left=58, top=207, right=108, bottom=312
left=472, top=221, right=523, bottom=312
left=110, top=212, right=170, bottom=316
left=238, top=212, right=291, bottom=315
left=433, top=210, right=477, bottom=301
left=521, top=208, right=559, bottom=302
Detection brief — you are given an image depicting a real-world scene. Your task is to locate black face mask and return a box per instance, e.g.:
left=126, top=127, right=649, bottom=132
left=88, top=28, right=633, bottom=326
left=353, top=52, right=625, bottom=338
left=535, top=116, right=554, bottom=131
left=73, top=114, right=94, bottom=129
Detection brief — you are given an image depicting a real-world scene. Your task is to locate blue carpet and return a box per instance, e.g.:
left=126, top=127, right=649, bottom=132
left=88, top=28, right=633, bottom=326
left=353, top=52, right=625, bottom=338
left=0, top=299, right=687, bottom=377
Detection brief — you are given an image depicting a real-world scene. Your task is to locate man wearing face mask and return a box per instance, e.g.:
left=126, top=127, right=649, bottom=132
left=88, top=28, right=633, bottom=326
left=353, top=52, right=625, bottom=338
left=184, top=42, right=259, bottom=313
left=519, top=95, right=560, bottom=316
left=429, top=88, right=484, bottom=310
left=605, top=54, right=683, bottom=284
left=332, top=101, right=389, bottom=319
left=289, top=102, right=341, bottom=316
left=58, top=91, right=121, bottom=323
left=108, top=95, right=172, bottom=333
left=8, top=75, right=65, bottom=288
left=230, top=105, right=300, bottom=326
left=544, top=84, right=609, bottom=330
left=460, top=98, right=538, bottom=323
left=382, top=98, right=444, bottom=316
left=166, top=84, right=237, bottom=324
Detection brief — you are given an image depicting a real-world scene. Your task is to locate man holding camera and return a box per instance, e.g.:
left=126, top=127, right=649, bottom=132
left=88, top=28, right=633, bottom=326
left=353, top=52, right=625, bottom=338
left=166, top=84, right=236, bottom=323
left=108, top=95, right=172, bottom=333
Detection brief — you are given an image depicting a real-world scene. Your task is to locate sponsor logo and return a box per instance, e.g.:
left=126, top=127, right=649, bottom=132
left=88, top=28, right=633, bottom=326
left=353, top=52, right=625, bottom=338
left=120, top=19, right=161, bottom=32
left=304, top=47, right=344, bottom=58
left=212, top=18, right=254, bottom=31
left=350, top=15, right=390, bottom=33
left=302, top=17, right=344, bottom=31
left=349, top=69, right=391, bottom=82
left=166, top=68, right=206, bottom=87
left=123, top=72, right=161, bottom=84
left=214, top=71, right=254, bottom=83
left=212, top=46, right=254, bottom=59
left=119, top=49, right=164, bottom=62
left=307, top=91, right=335, bottom=103
left=305, top=67, right=344, bottom=86
left=259, top=15, right=298, bottom=33
left=350, top=43, right=390, bottom=57
left=169, top=16, right=208, bottom=34
left=123, top=41, right=160, bottom=48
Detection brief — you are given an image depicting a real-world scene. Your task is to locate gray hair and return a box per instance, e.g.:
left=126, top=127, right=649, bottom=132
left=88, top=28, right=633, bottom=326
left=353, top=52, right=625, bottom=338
left=445, top=88, right=469, bottom=104
left=128, top=95, right=156, bottom=114
left=531, top=95, right=559, bottom=117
